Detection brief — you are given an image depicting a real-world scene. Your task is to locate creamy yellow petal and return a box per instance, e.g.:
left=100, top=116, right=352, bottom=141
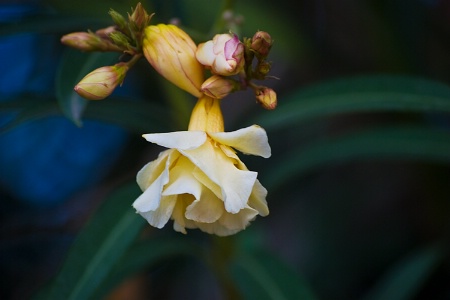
left=142, top=131, right=206, bottom=150
left=136, top=150, right=173, bottom=190
left=248, top=180, right=269, bottom=216
left=138, top=195, right=177, bottom=228
left=196, top=221, right=241, bottom=236
left=181, top=141, right=257, bottom=213
left=133, top=151, right=177, bottom=212
left=172, top=194, right=195, bottom=234
left=219, top=207, right=259, bottom=230
left=162, top=157, right=202, bottom=199
left=185, top=186, right=224, bottom=223
left=209, top=125, right=271, bottom=158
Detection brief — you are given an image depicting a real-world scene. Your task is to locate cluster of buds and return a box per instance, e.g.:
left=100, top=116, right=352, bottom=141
left=61, top=3, right=153, bottom=100
left=62, top=2, right=277, bottom=109
left=194, top=29, right=277, bottom=109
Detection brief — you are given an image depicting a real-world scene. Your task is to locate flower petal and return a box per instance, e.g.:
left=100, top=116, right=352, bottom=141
left=248, top=180, right=269, bottom=216
left=133, top=150, right=177, bottom=212
left=138, top=195, right=177, bottom=228
left=162, top=156, right=202, bottom=199
left=185, top=186, right=224, bottom=223
left=219, top=207, right=259, bottom=230
left=142, top=131, right=206, bottom=150
left=181, top=140, right=257, bottom=213
left=209, top=125, right=271, bottom=158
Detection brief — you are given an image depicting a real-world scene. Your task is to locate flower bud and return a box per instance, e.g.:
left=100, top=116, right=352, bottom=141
left=61, top=32, right=121, bottom=52
left=129, top=2, right=152, bottom=33
left=201, top=75, right=237, bottom=99
left=74, top=63, right=128, bottom=100
left=143, top=24, right=204, bottom=98
left=255, top=87, right=277, bottom=110
left=251, top=31, right=273, bottom=58
left=196, top=33, right=245, bottom=76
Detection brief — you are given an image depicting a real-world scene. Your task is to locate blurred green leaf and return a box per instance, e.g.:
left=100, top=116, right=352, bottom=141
left=265, top=126, right=450, bottom=190
left=92, top=237, right=201, bottom=299
left=55, top=48, right=119, bottom=126
left=361, top=243, right=445, bottom=300
left=35, top=183, right=145, bottom=300
left=230, top=248, right=318, bottom=300
left=251, top=75, right=450, bottom=131
left=0, top=96, right=60, bottom=134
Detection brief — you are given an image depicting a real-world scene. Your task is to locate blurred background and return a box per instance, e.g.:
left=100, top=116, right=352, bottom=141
left=1, top=0, right=450, bottom=299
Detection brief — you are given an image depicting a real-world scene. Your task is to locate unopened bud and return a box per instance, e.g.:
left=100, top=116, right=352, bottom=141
left=255, top=87, right=277, bottom=110
left=95, top=26, right=117, bottom=38
left=201, top=75, right=237, bottom=99
left=109, top=31, right=132, bottom=49
left=128, top=2, right=152, bottom=32
left=196, top=33, right=245, bottom=76
left=74, top=63, right=128, bottom=100
left=251, top=31, right=273, bottom=58
left=61, top=32, right=121, bottom=52
left=143, top=24, right=204, bottom=97
left=109, top=9, right=128, bottom=33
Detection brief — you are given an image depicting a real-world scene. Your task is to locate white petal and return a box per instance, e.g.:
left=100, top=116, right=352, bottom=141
left=181, top=141, right=257, bottom=213
left=209, top=125, right=271, bottom=158
left=185, top=187, right=224, bottom=223
left=138, top=195, right=177, bottom=228
left=142, top=131, right=206, bottom=150
left=196, top=221, right=241, bottom=236
left=196, top=41, right=216, bottom=66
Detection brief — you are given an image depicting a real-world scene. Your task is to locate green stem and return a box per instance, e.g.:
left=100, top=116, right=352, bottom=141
left=209, top=235, right=242, bottom=300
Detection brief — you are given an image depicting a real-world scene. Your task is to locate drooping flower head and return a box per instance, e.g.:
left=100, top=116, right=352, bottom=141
left=143, top=24, right=204, bottom=97
left=133, top=95, right=271, bottom=236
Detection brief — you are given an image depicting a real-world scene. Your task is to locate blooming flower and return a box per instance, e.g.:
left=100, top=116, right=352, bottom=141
left=133, top=96, right=271, bottom=236
left=143, top=24, right=204, bottom=97
left=196, top=33, right=245, bottom=76
left=74, top=63, right=128, bottom=100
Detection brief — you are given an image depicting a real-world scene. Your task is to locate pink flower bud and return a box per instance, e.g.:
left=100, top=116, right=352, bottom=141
left=201, top=75, right=236, bottom=99
left=251, top=31, right=273, bottom=57
left=196, top=33, right=245, bottom=76
left=255, top=87, right=277, bottom=110
left=61, top=32, right=121, bottom=52
left=74, top=63, right=128, bottom=100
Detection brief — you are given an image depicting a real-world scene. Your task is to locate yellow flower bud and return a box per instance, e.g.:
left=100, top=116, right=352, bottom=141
left=255, top=87, right=277, bottom=110
left=201, top=75, right=236, bottom=99
left=74, top=63, right=128, bottom=100
left=143, top=24, right=204, bottom=97
left=196, top=33, right=245, bottom=76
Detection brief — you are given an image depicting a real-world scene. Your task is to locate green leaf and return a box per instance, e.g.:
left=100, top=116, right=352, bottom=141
left=264, top=126, right=450, bottom=191
left=55, top=48, right=119, bottom=126
left=0, top=96, right=60, bottom=134
left=92, top=237, right=201, bottom=299
left=35, top=183, right=145, bottom=300
left=361, top=243, right=445, bottom=300
left=250, top=75, right=450, bottom=131
left=230, top=248, right=318, bottom=300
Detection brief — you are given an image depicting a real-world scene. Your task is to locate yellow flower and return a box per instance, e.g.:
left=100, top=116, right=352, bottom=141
left=143, top=24, right=204, bottom=97
left=133, top=96, right=271, bottom=236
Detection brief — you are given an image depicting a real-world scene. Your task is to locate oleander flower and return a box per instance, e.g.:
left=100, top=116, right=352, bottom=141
left=143, top=24, right=204, bottom=97
left=196, top=33, right=245, bottom=76
left=133, top=95, right=271, bottom=236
